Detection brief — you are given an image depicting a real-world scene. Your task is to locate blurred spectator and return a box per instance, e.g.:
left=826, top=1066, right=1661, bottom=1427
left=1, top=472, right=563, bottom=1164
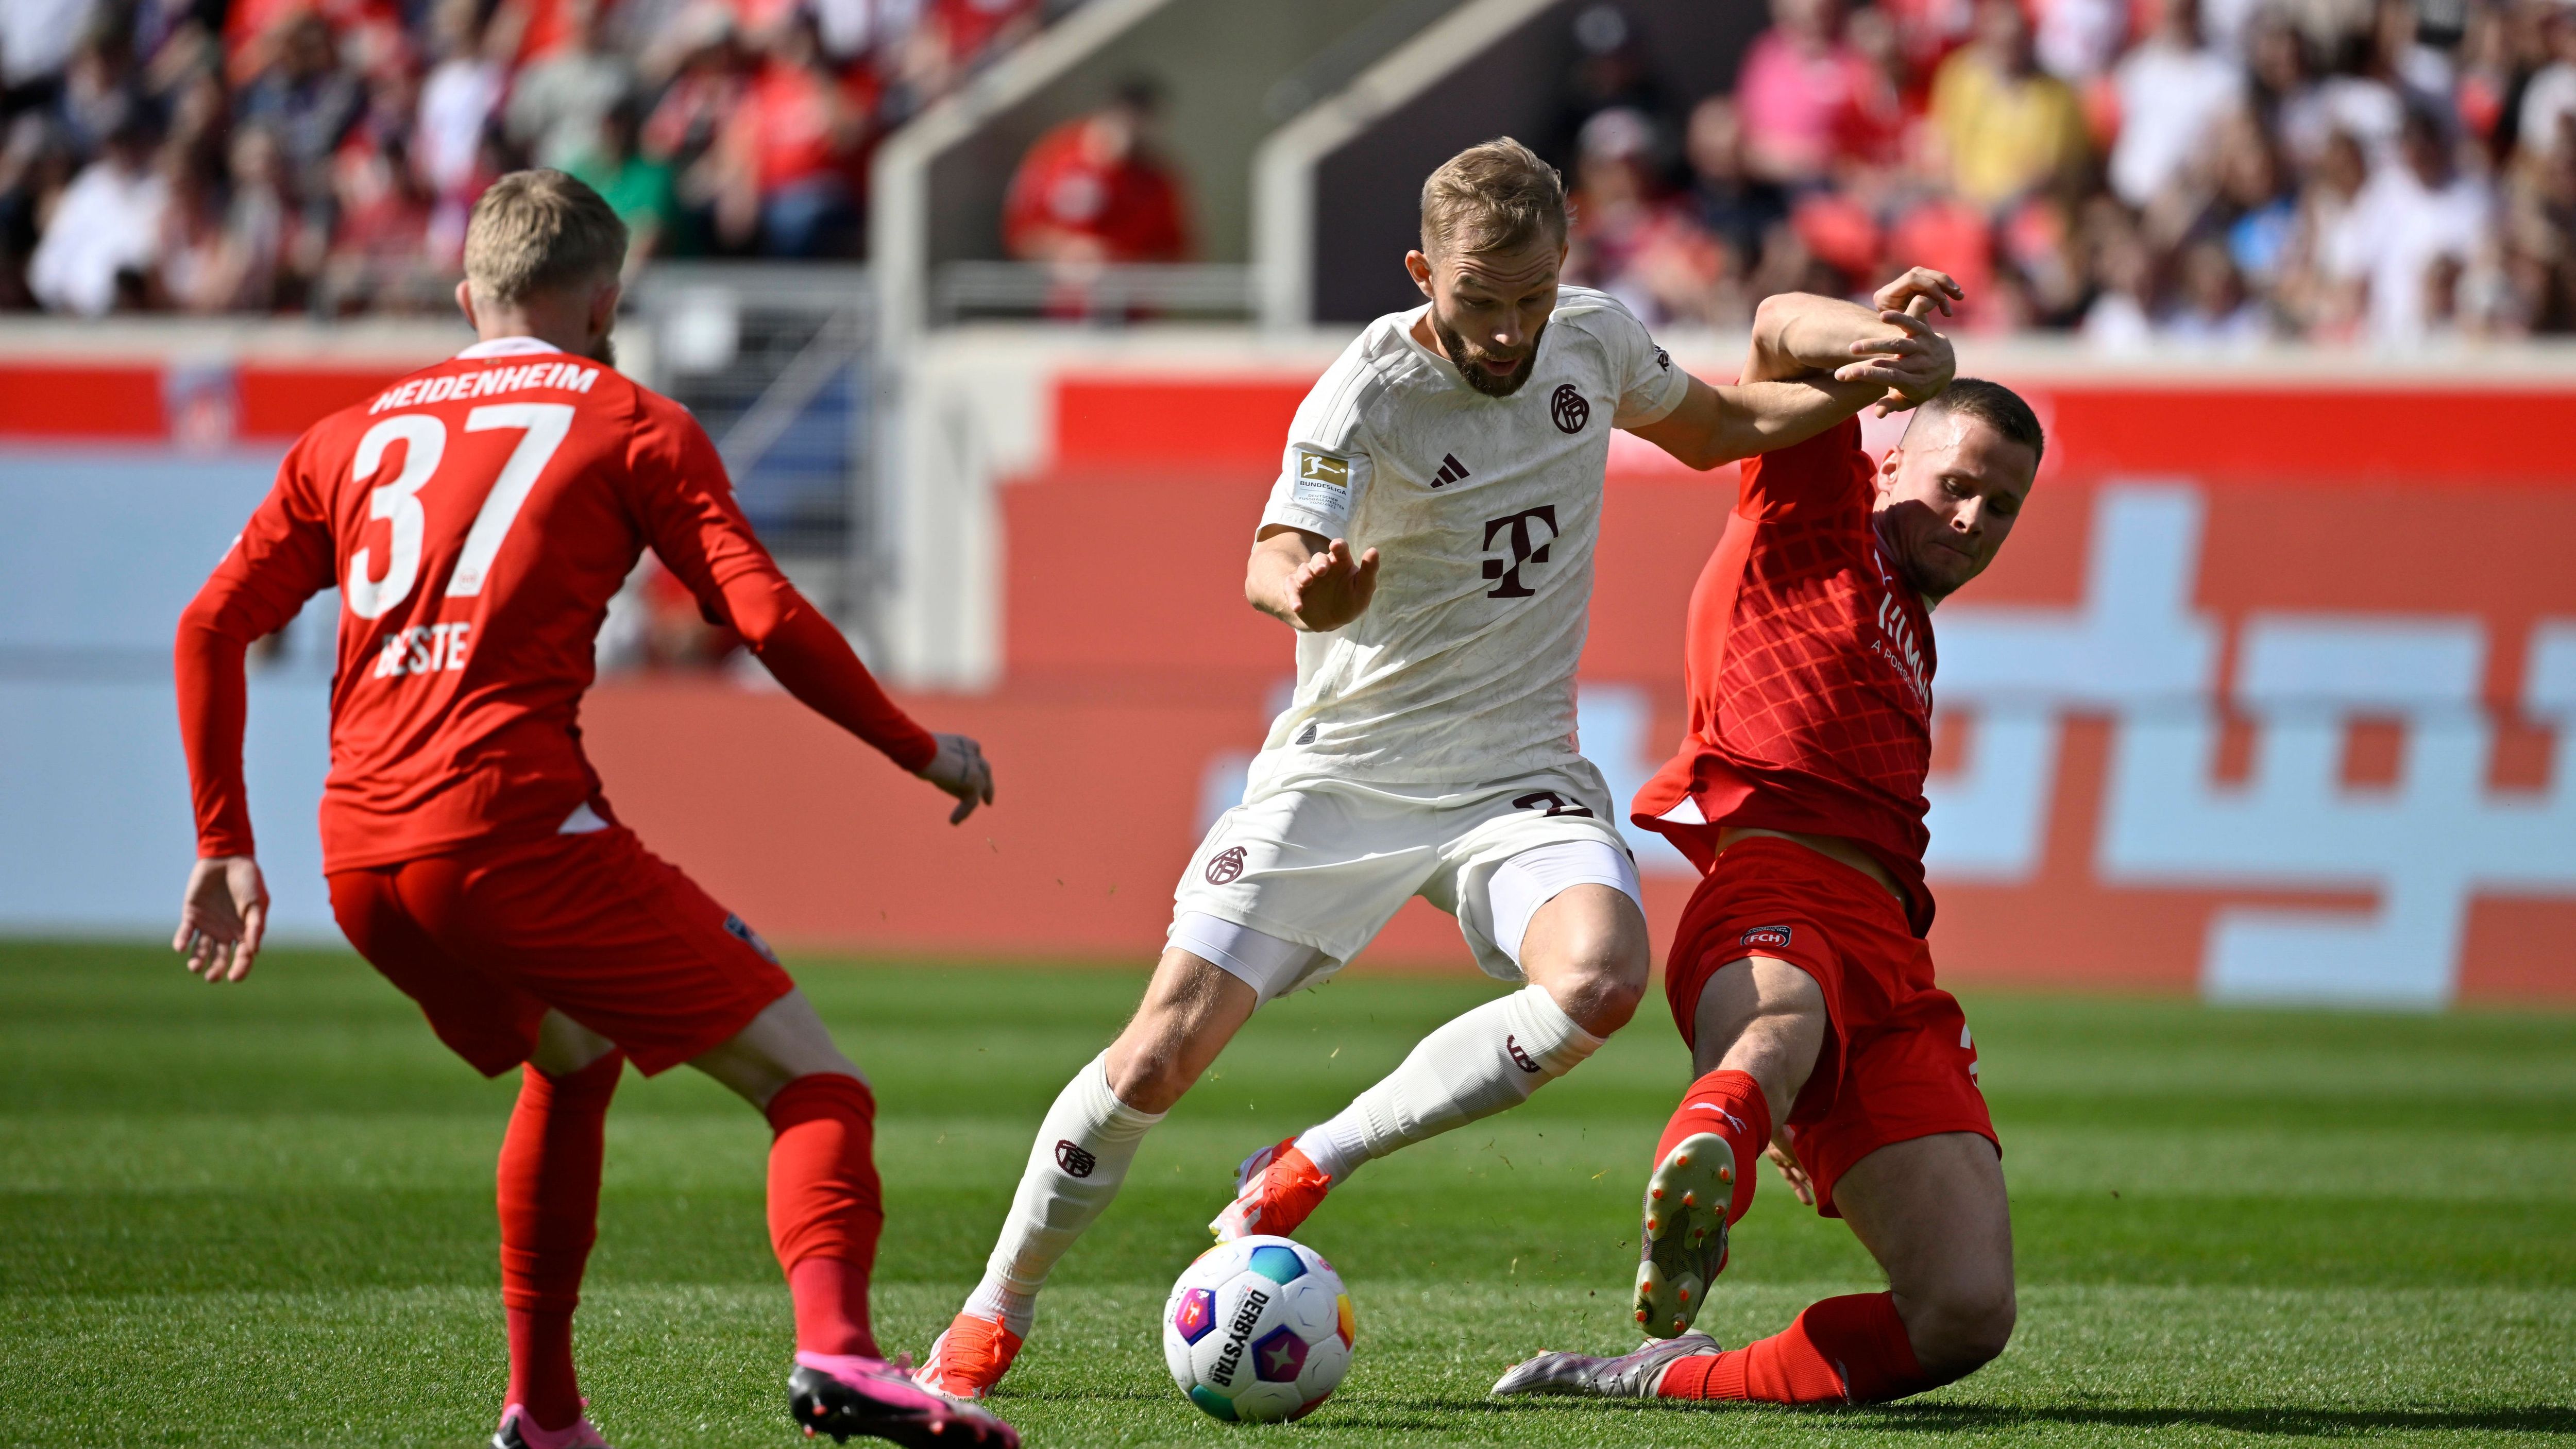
left=710, top=10, right=868, bottom=257
left=566, top=94, right=676, bottom=271
left=2034, top=0, right=2127, bottom=83
left=28, top=102, right=162, bottom=313
left=2517, top=0, right=2576, bottom=157
left=1933, top=0, right=2092, bottom=210
left=2163, top=234, right=2274, bottom=340
left=2082, top=204, right=2159, bottom=345
left=321, top=133, right=439, bottom=312
left=1549, top=5, right=1675, bottom=169
left=415, top=0, right=503, bottom=200
left=2110, top=0, right=2244, bottom=207
left=1684, top=95, right=1791, bottom=270
left=1735, top=0, right=1881, bottom=186
left=236, top=13, right=362, bottom=209
left=3, top=0, right=97, bottom=105
left=503, top=0, right=633, bottom=168
left=1002, top=80, right=1188, bottom=266
left=0, top=0, right=1078, bottom=312
left=2325, top=103, right=2493, bottom=340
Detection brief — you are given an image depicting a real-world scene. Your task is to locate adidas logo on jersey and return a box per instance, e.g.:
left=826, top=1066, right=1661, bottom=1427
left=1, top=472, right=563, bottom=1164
left=1431, top=454, right=1470, bottom=488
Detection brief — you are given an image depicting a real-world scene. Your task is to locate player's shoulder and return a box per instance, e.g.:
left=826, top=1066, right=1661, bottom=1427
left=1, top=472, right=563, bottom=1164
left=1547, top=285, right=1654, bottom=352
left=1294, top=311, right=1420, bottom=445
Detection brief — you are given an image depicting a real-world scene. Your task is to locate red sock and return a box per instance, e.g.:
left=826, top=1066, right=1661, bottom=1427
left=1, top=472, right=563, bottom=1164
left=1656, top=1068, right=1772, bottom=1225
left=497, top=1050, right=623, bottom=1432
left=1658, top=1292, right=1929, bottom=1404
left=766, top=1073, right=884, bottom=1359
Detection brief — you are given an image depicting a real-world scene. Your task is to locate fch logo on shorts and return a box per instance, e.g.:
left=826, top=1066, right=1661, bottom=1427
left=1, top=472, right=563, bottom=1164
left=1055, top=1140, right=1097, bottom=1178
left=1206, top=845, right=1248, bottom=884
left=723, top=913, right=780, bottom=963
left=1505, top=1035, right=1540, bottom=1073
left=1739, top=924, right=1794, bottom=950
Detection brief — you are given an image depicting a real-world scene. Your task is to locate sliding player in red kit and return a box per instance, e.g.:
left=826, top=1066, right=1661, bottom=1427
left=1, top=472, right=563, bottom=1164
left=1495, top=280, right=2046, bottom=1408
left=170, top=172, right=1014, bottom=1449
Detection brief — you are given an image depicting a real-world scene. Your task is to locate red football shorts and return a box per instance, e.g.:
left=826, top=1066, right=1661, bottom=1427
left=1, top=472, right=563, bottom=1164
left=328, top=824, right=796, bottom=1077
left=1662, top=836, right=1996, bottom=1218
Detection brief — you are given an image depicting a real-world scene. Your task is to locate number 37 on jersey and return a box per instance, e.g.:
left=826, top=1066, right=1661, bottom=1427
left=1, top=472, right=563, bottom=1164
left=344, top=402, right=575, bottom=677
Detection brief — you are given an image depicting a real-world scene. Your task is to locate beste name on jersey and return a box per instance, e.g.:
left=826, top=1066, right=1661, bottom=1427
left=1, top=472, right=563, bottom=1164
left=1250, top=286, right=1687, bottom=797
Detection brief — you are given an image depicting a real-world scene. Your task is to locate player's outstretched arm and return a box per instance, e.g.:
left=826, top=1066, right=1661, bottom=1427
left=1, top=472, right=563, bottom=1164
left=1628, top=269, right=1960, bottom=471
left=1748, top=267, right=1960, bottom=403
left=1247, top=526, right=1380, bottom=634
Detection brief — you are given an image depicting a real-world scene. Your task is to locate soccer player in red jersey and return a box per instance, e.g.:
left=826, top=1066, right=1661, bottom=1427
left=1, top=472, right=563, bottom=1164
left=168, top=172, right=1012, bottom=1449
left=1495, top=284, right=2044, bottom=1408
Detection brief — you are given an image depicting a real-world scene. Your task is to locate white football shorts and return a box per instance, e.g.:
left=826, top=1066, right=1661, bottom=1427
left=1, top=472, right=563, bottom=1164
left=1167, top=763, right=1643, bottom=1003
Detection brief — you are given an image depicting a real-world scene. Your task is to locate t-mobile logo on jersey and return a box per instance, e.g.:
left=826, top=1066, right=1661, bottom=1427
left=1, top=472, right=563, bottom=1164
left=1481, top=505, right=1560, bottom=599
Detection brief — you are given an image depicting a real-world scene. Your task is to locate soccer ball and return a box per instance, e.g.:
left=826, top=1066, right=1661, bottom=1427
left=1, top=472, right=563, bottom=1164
left=1161, top=1235, right=1354, bottom=1423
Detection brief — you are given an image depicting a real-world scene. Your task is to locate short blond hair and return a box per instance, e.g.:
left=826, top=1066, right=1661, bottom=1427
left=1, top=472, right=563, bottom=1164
left=1419, top=138, right=1569, bottom=258
left=463, top=169, right=628, bottom=304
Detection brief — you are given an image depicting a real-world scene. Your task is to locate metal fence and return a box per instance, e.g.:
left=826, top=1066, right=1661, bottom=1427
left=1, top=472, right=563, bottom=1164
left=930, top=262, right=1255, bottom=326
left=628, top=264, right=879, bottom=626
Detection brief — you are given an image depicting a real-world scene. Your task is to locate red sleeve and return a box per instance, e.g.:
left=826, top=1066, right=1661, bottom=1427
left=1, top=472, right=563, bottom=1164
left=1735, top=415, right=1872, bottom=522
left=175, top=439, right=340, bottom=858
left=623, top=393, right=938, bottom=773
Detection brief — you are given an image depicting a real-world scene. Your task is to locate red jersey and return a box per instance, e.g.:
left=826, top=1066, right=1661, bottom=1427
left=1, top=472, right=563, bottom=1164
left=1632, top=417, right=1940, bottom=932
left=177, top=337, right=935, bottom=873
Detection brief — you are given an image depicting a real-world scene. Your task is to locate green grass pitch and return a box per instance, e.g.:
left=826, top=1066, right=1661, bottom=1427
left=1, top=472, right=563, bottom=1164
left=6, top=941, right=2574, bottom=1447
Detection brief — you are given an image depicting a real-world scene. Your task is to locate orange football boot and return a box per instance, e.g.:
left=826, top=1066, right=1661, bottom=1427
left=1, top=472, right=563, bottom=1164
left=1209, top=1137, right=1335, bottom=1241
left=911, top=1313, right=1024, bottom=1406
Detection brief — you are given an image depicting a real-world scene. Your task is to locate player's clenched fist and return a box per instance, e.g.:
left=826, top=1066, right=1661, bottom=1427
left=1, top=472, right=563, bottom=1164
left=1832, top=267, right=1960, bottom=418
left=918, top=732, right=996, bottom=824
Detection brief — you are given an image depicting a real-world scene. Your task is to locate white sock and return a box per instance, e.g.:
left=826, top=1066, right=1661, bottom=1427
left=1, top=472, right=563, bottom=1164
left=1292, top=984, right=1602, bottom=1183
left=962, top=1051, right=1164, bottom=1337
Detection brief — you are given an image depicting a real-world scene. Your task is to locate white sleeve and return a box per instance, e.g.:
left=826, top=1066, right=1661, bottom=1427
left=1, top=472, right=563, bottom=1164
left=1607, top=305, right=1689, bottom=430
left=1258, top=356, right=1376, bottom=539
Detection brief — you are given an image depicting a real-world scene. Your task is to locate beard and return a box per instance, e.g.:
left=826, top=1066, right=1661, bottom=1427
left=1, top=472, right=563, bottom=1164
left=1431, top=311, right=1544, bottom=398
left=587, top=329, right=617, bottom=368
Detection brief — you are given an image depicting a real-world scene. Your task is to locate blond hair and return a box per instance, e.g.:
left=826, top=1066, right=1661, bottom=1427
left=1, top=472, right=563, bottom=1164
left=1418, top=138, right=1569, bottom=258
left=463, top=169, right=628, bottom=304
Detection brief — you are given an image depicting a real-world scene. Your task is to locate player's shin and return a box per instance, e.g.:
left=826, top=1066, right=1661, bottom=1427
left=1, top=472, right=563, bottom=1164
left=497, top=1051, right=624, bottom=1434
left=1295, top=983, right=1602, bottom=1183
left=765, top=1072, right=885, bottom=1360
left=965, top=1050, right=1166, bottom=1336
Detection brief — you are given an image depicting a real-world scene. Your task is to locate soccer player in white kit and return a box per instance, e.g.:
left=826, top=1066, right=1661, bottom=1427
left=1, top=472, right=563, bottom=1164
left=914, top=139, right=1961, bottom=1404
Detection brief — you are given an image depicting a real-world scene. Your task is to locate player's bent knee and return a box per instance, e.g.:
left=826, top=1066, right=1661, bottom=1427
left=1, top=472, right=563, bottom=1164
left=1911, top=1284, right=2016, bottom=1376
left=1103, top=1041, right=1197, bottom=1114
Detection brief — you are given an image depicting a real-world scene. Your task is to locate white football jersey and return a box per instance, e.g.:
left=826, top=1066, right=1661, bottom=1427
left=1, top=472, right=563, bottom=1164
left=1249, top=285, right=1688, bottom=795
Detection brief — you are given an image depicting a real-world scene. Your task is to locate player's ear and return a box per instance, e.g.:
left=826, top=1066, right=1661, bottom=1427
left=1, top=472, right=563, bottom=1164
left=1405, top=249, right=1435, bottom=300
left=589, top=279, right=621, bottom=339
left=454, top=279, right=478, bottom=331
left=1874, top=445, right=1905, bottom=500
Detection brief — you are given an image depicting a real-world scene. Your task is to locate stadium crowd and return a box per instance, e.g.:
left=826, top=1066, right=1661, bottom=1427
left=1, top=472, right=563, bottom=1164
left=1553, top=0, right=2576, bottom=343
left=0, top=0, right=1077, bottom=314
